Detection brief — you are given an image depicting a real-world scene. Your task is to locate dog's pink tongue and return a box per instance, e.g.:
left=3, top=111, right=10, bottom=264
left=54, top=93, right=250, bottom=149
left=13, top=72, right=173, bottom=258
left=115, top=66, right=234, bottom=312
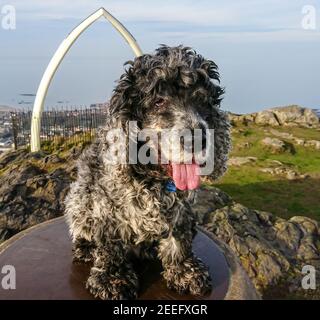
left=171, top=163, right=200, bottom=191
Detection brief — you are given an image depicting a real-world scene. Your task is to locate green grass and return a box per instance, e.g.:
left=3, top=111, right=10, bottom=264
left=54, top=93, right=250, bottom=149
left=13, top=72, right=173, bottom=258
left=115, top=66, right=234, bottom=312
left=210, top=123, right=320, bottom=221
left=2, top=126, right=319, bottom=221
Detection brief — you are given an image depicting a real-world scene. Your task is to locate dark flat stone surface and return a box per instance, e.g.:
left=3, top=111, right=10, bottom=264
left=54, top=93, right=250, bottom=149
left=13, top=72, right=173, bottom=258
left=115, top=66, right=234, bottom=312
left=0, top=217, right=231, bottom=300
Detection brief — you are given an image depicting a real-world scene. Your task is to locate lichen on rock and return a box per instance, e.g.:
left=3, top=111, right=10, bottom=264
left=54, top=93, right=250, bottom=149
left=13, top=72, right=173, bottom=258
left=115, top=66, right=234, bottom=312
left=193, top=190, right=320, bottom=299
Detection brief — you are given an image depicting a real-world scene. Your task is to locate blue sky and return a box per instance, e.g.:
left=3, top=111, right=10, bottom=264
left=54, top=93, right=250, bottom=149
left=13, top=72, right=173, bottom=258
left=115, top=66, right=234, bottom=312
left=0, top=0, right=319, bottom=113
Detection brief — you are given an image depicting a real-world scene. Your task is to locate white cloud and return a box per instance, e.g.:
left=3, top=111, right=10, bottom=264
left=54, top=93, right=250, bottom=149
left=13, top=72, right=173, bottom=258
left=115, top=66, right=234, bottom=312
left=9, top=0, right=319, bottom=30
left=4, top=0, right=320, bottom=45
left=155, top=29, right=320, bottom=44
left=13, top=0, right=232, bottom=25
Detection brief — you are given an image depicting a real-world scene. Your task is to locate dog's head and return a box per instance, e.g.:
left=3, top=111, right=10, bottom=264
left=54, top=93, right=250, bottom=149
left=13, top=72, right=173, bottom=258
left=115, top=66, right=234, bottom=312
left=107, top=45, right=231, bottom=190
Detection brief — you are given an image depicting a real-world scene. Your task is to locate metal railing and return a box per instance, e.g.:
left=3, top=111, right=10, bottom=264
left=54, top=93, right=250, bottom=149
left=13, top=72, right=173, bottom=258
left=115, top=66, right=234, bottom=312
left=10, top=107, right=107, bottom=149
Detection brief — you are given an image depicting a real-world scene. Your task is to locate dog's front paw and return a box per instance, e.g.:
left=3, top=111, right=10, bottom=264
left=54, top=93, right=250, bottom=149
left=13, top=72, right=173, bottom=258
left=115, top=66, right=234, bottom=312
left=162, top=256, right=212, bottom=296
left=72, top=238, right=95, bottom=264
left=86, top=265, right=139, bottom=300
left=72, top=246, right=93, bottom=264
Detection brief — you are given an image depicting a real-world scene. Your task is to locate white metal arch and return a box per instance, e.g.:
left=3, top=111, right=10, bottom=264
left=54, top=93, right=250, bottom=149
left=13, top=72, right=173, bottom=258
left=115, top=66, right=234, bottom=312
left=30, top=7, right=143, bottom=152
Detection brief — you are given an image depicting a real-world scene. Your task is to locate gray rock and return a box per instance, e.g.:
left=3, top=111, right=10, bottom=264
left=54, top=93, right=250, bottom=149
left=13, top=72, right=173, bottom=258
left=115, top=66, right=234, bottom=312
left=229, top=105, right=319, bottom=128
left=261, top=137, right=288, bottom=153
left=294, top=138, right=306, bottom=146
left=228, top=113, right=256, bottom=125
left=269, top=129, right=320, bottom=150
left=0, top=150, right=78, bottom=244
left=271, top=105, right=320, bottom=128
left=305, top=140, right=320, bottom=150
left=235, top=142, right=252, bottom=150
left=193, top=187, right=232, bottom=224
left=290, top=216, right=319, bottom=236
left=228, top=156, right=258, bottom=166
left=269, top=129, right=294, bottom=140
left=259, top=166, right=306, bottom=180
left=43, top=154, right=64, bottom=164
left=197, top=200, right=320, bottom=298
left=0, top=149, right=28, bottom=169
left=255, top=111, right=280, bottom=126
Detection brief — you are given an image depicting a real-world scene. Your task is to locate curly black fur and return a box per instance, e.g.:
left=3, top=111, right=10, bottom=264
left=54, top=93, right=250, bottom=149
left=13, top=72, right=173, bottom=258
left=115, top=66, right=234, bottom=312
left=65, top=45, right=231, bottom=300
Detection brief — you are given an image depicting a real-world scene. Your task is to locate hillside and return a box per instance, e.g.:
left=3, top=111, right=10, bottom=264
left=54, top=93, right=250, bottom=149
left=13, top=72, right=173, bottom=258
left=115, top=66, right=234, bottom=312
left=211, top=122, right=320, bottom=222
left=0, top=105, right=319, bottom=299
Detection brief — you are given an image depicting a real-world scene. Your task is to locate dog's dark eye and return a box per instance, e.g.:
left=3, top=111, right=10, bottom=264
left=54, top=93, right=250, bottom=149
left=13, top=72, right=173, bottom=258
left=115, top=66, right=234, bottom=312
left=155, top=98, right=165, bottom=108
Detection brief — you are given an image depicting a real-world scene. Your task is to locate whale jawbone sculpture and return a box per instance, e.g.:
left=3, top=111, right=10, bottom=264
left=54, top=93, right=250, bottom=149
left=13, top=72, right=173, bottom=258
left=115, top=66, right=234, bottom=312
left=30, top=7, right=143, bottom=152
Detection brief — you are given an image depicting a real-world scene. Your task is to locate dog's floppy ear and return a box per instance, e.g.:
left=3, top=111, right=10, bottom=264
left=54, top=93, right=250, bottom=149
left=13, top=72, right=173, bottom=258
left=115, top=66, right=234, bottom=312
left=95, top=60, right=141, bottom=170
left=106, top=60, right=139, bottom=132
left=209, top=107, right=231, bottom=180
left=197, top=58, right=231, bottom=180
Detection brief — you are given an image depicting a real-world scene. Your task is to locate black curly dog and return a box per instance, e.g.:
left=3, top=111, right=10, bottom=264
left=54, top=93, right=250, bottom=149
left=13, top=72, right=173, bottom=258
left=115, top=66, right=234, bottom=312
left=65, top=45, right=231, bottom=299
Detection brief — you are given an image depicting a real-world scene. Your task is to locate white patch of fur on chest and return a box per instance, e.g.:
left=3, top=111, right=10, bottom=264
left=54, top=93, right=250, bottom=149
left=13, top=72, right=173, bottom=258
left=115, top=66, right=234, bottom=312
left=158, top=235, right=183, bottom=264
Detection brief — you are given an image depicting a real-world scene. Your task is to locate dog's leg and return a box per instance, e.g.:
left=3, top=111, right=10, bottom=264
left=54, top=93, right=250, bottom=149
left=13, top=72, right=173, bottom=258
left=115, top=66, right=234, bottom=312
left=158, top=233, right=212, bottom=296
left=138, top=241, right=158, bottom=260
left=72, top=237, right=95, bottom=263
left=86, top=242, right=139, bottom=300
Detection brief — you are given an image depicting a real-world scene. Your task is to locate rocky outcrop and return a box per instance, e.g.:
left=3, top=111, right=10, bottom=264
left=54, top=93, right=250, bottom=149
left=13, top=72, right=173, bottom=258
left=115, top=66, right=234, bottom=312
left=0, top=148, right=79, bottom=243
left=255, top=158, right=309, bottom=180
left=255, top=110, right=280, bottom=126
left=271, top=106, right=319, bottom=128
left=259, top=167, right=308, bottom=180
left=228, top=156, right=257, bottom=166
left=305, top=140, right=320, bottom=150
left=194, top=189, right=320, bottom=299
left=268, top=129, right=320, bottom=150
left=269, top=129, right=294, bottom=140
left=229, top=105, right=320, bottom=128
left=235, top=142, right=252, bottom=150
left=261, top=137, right=294, bottom=154
left=205, top=204, right=320, bottom=298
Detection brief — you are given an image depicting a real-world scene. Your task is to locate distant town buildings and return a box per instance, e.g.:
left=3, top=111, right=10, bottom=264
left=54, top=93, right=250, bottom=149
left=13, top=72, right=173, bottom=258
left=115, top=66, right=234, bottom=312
left=0, top=111, right=14, bottom=153
left=0, top=103, right=108, bottom=153
left=89, top=102, right=109, bottom=109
